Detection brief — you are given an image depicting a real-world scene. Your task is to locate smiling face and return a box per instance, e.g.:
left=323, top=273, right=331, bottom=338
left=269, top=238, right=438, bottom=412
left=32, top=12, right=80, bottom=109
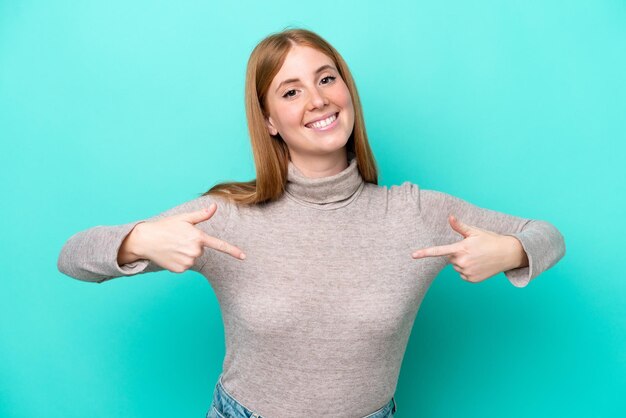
left=264, top=45, right=355, bottom=169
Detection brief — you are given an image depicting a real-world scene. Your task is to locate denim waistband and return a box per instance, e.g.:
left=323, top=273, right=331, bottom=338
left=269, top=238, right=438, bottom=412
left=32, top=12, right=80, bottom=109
left=210, top=374, right=397, bottom=418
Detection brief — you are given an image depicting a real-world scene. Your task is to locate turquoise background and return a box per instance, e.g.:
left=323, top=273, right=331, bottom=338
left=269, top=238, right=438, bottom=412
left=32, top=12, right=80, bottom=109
left=1, top=0, right=624, bottom=417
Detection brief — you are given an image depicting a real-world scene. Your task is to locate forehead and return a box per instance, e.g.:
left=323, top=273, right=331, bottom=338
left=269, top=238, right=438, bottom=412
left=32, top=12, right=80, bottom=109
left=272, top=45, right=335, bottom=82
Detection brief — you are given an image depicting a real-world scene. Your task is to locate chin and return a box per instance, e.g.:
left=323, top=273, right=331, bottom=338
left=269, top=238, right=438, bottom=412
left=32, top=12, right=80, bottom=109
left=318, top=133, right=350, bottom=149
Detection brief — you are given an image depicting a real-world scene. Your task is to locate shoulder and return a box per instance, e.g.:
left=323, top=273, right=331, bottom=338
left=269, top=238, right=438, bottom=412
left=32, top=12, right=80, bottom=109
left=361, top=181, right=421, bottom=212
left=363, top=181, right=453, bottom=215
left=154, top=193, right=237, bottom=227
left=173, top=193, right=236, bottom=215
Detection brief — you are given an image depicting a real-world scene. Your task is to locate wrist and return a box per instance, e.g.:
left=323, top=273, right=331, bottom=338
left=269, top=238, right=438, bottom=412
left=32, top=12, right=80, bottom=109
left=129, top=222, right=150, bottom=258
left=118, top=222, right=148, bottom=264
left=502, top=235, right=528, bottom=271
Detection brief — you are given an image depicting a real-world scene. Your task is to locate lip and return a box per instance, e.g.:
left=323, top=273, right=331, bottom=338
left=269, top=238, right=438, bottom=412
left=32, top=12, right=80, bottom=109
left=305, top=111, right=339, bottom=126
left=304, top=112, right=339, bottom=131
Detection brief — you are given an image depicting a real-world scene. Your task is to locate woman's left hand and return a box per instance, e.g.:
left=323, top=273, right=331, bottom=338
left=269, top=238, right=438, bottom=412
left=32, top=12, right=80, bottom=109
left=411, top=214, right=528, bottom=283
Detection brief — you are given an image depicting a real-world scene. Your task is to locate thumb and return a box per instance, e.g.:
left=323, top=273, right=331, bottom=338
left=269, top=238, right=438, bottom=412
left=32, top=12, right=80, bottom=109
left=448, top=214, right=474, bottom=238
left=176, top=203, right=218, bottom=225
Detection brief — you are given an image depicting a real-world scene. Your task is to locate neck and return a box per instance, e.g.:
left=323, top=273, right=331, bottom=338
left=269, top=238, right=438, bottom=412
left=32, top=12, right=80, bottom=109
left=285, top=150, right=363, bottom=210
left=288, top=148, right=348, bottom=179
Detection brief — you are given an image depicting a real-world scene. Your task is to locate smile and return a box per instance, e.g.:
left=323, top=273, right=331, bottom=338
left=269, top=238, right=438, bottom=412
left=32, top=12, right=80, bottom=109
left=305, top=112, right=339, bottom=131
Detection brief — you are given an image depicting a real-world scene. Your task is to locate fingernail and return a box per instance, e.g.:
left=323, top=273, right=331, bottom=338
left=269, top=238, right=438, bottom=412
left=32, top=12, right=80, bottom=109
left=240, top=253, right=246, bottom=260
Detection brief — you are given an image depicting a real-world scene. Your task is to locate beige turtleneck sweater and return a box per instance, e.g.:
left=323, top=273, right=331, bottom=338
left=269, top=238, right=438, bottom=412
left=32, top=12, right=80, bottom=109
left=57, top=155, right=565, bottom=417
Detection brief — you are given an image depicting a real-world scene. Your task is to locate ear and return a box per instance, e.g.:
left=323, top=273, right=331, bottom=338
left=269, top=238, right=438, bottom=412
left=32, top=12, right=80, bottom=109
left=265, top=115, right=278, bottom=136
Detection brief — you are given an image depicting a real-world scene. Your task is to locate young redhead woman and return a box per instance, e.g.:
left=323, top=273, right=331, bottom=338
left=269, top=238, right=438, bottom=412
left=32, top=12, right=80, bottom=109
left=58, top=28, right=566, bottom=418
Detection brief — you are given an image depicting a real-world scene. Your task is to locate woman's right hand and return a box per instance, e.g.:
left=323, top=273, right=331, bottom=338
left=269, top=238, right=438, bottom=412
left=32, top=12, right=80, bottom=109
left=118, top=203, right=246, bottom=272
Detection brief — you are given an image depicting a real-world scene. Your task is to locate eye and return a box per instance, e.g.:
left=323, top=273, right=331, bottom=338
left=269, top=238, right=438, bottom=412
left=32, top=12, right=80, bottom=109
left=282, top=89, right=297, bottom=99
left=281, top=75, right=337, bottom=99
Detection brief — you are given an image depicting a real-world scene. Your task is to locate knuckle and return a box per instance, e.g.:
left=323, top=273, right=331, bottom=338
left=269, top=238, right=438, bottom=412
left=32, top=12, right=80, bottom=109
left=171, top=265, right=185, bottom=273
left=192, top=246, right=202, bottom=256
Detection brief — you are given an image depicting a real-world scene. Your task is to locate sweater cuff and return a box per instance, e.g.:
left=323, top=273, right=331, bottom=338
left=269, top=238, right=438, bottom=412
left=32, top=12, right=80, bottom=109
left=113, top=221, right=151, bottom=276
left=82, top=220, right=152, bottom=283
left=502, top=232, right=534, bottom=288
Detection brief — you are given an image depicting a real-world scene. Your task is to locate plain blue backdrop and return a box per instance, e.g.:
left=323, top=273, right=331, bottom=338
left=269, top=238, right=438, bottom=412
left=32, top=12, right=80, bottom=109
left=1, top=1, right=624, bottom=417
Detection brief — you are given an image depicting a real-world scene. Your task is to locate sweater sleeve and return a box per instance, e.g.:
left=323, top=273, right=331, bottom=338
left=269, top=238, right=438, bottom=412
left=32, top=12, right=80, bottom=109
left=57, top=194, right=233, bottom=284
left=412, top=184, right=565, bottom=288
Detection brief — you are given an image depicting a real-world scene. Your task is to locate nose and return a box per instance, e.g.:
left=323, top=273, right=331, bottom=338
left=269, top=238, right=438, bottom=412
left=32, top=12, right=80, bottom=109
left=308, top=86, right=329, bottom=110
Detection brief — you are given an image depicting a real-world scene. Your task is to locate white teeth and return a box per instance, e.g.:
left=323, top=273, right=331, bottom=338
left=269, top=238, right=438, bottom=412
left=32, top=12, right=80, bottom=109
left=306, top=113, right=337, bottom=129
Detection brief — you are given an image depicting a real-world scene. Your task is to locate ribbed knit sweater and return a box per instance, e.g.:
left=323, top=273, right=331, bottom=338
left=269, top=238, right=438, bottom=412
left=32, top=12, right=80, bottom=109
left=57, top=154, right=566, bottom=417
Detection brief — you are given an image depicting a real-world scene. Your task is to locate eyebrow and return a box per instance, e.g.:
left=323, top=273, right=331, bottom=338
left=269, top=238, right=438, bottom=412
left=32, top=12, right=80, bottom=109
left=275, top=64, right=338, bottom=93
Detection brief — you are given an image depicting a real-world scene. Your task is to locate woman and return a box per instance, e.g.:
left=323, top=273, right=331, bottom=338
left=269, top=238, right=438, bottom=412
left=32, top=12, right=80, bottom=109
left=58, top=28, right=566, bottom=418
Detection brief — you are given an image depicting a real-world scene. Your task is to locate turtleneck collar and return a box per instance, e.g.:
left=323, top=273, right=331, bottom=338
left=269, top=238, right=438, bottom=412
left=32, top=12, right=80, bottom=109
left=284, top=152, right=365, bottom=210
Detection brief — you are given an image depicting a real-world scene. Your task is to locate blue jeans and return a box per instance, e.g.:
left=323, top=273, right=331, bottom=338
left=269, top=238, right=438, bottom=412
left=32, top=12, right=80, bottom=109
left=206, top=374, right=397, bottom=418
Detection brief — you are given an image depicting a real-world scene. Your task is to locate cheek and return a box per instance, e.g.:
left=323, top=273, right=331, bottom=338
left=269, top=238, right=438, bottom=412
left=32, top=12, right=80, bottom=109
left=336, top=84, right=354, bottom=112
left=276, top=104, right=304, bottom=129
left=339, top=89, right=354, bottom=121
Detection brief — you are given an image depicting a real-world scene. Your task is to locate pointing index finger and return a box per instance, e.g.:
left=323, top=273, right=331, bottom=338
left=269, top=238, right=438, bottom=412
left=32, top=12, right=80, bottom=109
left=412, top=242, right=459, bottom=259
left=201, top=233, right=247, bottom=260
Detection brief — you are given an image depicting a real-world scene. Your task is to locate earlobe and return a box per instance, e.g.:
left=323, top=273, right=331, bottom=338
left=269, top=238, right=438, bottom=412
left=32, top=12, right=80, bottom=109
left=265, top=116, right=278, bottom=136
